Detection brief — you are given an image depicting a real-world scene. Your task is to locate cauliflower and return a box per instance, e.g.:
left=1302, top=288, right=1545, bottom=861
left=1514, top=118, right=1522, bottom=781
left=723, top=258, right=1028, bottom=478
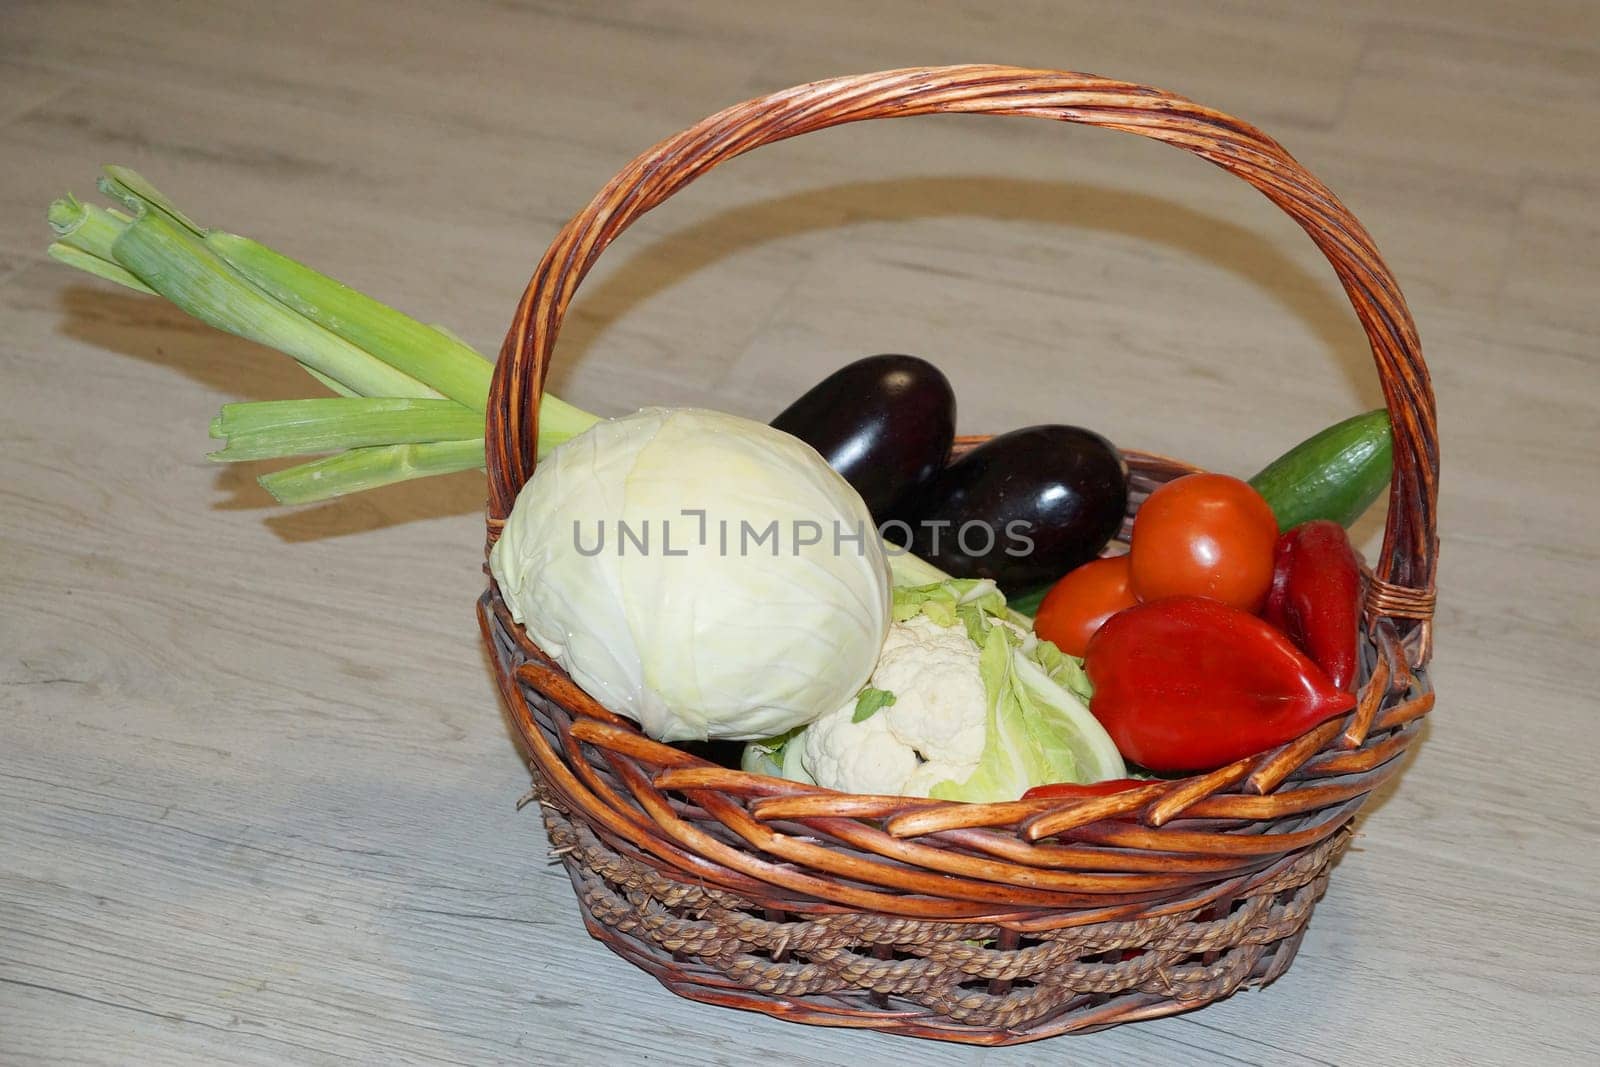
left=800, top=698, right=923, bottom=795
left=874, top=615, right=988, bottom=766
left=748, top=577, right=1128, bottom=802
left=800, top=613, right=989, bottom=796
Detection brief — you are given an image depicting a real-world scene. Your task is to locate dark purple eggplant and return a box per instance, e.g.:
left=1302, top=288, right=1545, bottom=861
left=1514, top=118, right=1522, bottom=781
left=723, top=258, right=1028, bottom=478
left=894, top=425, right=1127, bottom=589
left=771, top=354, right=956, bottom=520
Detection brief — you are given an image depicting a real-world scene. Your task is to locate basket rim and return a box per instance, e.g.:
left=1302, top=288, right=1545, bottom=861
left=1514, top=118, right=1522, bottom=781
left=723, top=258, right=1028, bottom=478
left=479, top=447, right=1432, bottom=920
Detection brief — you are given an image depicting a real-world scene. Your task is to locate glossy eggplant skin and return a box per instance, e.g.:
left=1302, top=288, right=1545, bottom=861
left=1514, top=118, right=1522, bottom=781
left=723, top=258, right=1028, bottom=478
left=895, top=425, right=1128, bottom=589
left=771, top=354, right=956, bottom=520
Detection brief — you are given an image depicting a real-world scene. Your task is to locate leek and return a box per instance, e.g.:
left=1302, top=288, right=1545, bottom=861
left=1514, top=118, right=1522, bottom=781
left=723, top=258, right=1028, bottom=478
left=47, top=241, right=155, bottom=295
left=47, top=196, right=156, bottom=293
left=203, top=232, right=599, bottom=450
left=46, top=166, right=601, bottom=504
left=100, top=182, right=442, bottom=402
left=208, top=398, right=485, bottom=461
left=260, top=440, right=487, bottom=506
left=204, top=232, right=492, bottom=412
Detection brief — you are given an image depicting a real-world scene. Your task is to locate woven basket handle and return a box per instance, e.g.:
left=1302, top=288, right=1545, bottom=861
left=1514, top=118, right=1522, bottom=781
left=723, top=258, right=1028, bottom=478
left=487, top=65, right=1438, bottom=623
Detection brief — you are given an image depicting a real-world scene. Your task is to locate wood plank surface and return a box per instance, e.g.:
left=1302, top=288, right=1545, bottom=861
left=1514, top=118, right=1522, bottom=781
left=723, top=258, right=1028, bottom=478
left=3, top=1, right=1597, bottom=1063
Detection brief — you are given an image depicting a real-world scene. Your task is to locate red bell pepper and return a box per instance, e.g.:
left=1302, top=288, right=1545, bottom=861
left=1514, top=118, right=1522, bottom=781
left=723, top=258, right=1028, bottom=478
left=1084, top=597, right=1356, bottom=773
left=1021, top=778, right=1146, bottom=801
left=1263, top=520, right=1363, bottom=692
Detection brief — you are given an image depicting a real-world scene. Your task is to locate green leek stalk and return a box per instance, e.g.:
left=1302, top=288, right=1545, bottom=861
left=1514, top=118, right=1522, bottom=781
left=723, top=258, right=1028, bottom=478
left=98, top=168, right=441, bottom=402
left=46, top=198, right=154, bottom=294
left=201, top=228, right=598, bottom=447
left=204, top=233, right=488, bottom=411
left=258, top=440, right=490, bottom=504
left=207, top=398, right=486, bottom=461
left=46, top=167, right=599, bottom=504
left=42, top=168, right=970, bottom=597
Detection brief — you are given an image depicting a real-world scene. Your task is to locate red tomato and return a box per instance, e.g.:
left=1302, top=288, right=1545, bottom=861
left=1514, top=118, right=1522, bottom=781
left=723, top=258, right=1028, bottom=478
left=1032, top=555, right=1138, bottom=657
left=1129, top=473, right=1278, bottom=612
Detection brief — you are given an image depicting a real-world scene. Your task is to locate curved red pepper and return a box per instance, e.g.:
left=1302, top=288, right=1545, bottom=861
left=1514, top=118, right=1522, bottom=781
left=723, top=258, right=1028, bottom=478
left=1084, top=596, right=1356, bottom=773
left=1263, top=519, right=1363, bottom=692
left=1021, top=778, right=1146, bottom=801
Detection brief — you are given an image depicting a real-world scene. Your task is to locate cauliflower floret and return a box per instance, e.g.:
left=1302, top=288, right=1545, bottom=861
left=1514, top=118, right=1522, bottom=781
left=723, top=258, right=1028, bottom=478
left=802, top=698, right=921, bottom=794
left=801, top=614, right=989, bottom=796
left=873, top=615, right=988, bottom=767
left=901, top=759, right=976, bottom=796
left=763, top=579, right=1126, bottom=800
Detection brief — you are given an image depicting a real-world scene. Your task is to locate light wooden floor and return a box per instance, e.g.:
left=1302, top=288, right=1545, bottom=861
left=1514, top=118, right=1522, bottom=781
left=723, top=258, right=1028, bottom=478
left=3, top=2, right=1598, bottom=1064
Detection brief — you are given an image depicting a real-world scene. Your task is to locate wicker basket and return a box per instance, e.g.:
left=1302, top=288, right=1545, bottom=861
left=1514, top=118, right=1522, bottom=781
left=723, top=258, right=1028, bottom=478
left=477, top=66, right=1439, bottom=1044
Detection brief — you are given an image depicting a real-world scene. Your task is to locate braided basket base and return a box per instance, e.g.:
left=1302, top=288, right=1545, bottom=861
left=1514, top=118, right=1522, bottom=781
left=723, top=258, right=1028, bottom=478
left=535, top=787, right=1345, bottom=1044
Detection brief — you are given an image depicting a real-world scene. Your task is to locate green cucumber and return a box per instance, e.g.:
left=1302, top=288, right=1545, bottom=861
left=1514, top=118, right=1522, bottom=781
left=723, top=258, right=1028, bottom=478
left=1249, top=409, right=1393, bottom=530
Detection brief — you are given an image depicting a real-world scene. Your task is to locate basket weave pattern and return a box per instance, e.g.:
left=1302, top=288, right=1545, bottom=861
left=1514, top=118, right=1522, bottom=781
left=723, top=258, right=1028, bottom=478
left=478, top=67, right=1439, bottom=1043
